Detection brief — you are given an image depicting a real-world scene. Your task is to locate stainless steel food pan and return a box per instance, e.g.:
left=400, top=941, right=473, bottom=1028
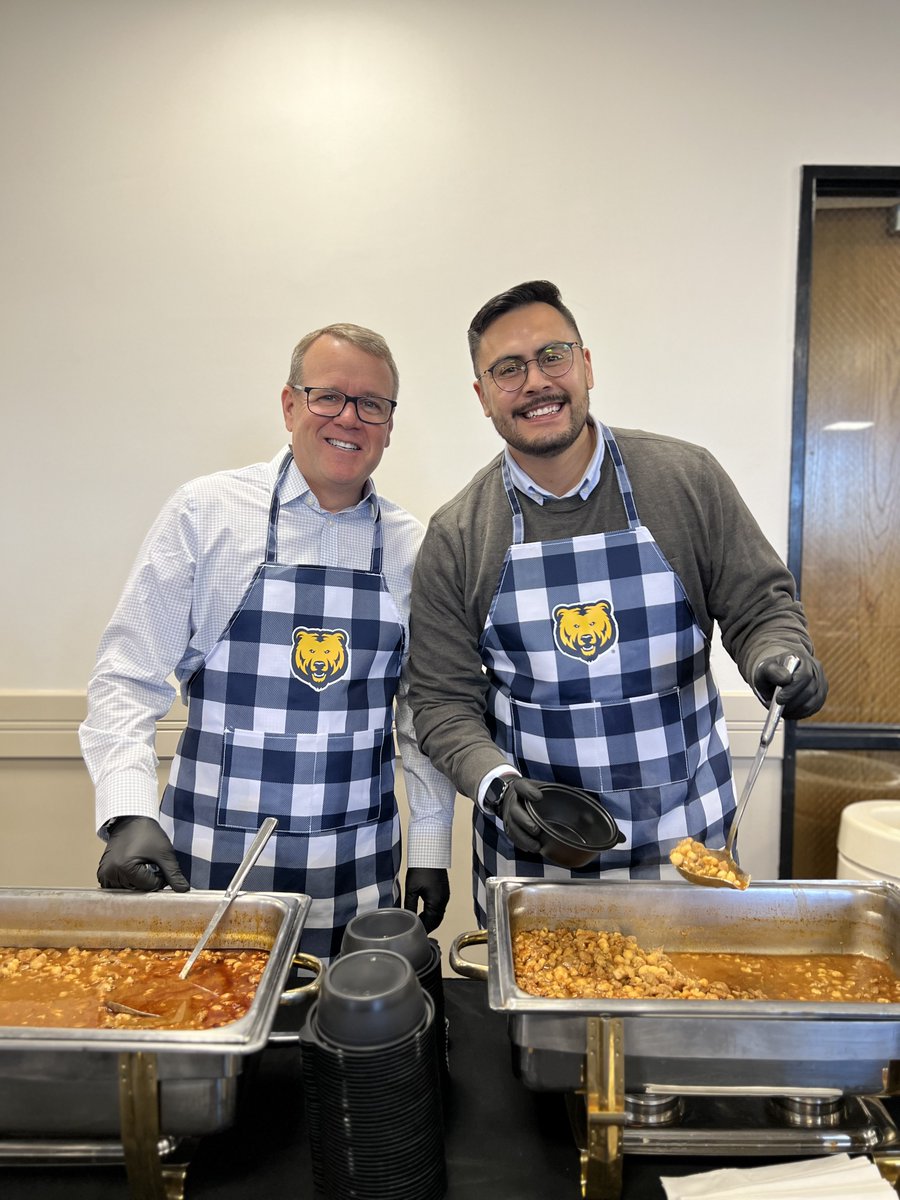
left=483, top=877, right=900, bottom=1095
left=0, top=887, right=310, bottom=1136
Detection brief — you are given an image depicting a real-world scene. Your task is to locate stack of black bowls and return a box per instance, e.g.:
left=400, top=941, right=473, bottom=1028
left=300, top=949, right=446, bottom=1200
left=341, top=908, right=449, bottom=1082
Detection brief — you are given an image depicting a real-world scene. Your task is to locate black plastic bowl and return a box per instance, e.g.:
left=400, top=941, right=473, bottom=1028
left=316, top=950, right=426, bottom=1048
left=524, top=782, right=625, bottom=868
left=340, top=907, right=432, bottom=971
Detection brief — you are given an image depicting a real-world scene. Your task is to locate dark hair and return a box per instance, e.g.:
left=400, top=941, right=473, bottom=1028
left=467, top=280, right=582, bottom=372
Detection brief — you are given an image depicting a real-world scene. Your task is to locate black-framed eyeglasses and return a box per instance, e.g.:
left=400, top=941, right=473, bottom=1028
left=480, top=341, right=582, bottom=392
left=289, top=385, right=397, bottom=425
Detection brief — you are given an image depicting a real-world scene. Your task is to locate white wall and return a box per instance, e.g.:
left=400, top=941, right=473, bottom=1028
left=2, top=0, right=898, bottom=918
left=2, top=0, right=899, bottom=693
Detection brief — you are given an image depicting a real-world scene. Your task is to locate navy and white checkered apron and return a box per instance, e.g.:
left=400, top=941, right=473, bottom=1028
left=473, top=424, right=735, bottom=924
left=160, top=451, right=403, bottom=962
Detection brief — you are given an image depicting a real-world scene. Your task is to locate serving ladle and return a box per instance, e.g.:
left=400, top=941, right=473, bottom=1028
left=673, top=655, right=799, bottom=890
left=104, top=978, right=227, bottom=1020
left=104, top=999, right=161, bottom=1019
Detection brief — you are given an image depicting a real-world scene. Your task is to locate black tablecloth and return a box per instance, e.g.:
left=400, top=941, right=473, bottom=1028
left=1, top=980, right=896, bottom=1199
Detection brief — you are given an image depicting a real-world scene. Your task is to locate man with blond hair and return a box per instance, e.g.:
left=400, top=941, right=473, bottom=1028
left=81, top=324, right=454, bottom=960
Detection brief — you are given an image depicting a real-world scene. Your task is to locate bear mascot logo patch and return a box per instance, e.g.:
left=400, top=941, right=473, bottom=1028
left=552, top=600, right=618, bottom=663
left=291, top=627, right=350, bottom=691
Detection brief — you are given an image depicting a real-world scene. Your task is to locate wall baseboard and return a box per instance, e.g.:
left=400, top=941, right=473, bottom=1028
left=0, top=691, right=187, bottom=760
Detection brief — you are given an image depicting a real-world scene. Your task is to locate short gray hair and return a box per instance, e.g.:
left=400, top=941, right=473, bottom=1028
left=287, top=323, right=399, bottom=399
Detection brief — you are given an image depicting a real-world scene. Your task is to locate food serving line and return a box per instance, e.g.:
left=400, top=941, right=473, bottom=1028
left=0, top=974, right=897, bottom=1200
left=1, top=877, right=900, bottom=1198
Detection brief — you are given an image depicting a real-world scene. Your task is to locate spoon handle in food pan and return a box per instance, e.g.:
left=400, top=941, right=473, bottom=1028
left=724, top=655, right=800, bottom=858
left=179, top=817, right=278, bottom=980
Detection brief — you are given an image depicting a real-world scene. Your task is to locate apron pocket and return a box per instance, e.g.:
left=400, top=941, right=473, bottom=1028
left=510, top=688, right=689, bottom=794
left=217, top=726, right=390, bottom=835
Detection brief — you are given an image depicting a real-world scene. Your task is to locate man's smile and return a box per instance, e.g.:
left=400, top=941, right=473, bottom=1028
left=325, top=437, right=361, bottom=452
left=518, top=399, right=565, bottom=421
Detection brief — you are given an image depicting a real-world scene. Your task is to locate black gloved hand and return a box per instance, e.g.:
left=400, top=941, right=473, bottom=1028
left=753, top=649, right=828, bottom=720
left=403, top=867, right=450, bottom=933
left=495, top=777, right=544, bottom=855
left=97, top=816, right=190, bottom=893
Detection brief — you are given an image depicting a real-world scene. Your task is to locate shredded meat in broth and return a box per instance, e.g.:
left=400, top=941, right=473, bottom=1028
left=0, top=946, right=269, bottom=1029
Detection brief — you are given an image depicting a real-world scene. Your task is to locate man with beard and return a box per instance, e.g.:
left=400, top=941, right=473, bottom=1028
left=407, top=280, right=827, bottom=924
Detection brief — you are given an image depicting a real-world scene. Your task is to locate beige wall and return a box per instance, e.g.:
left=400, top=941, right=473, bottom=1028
left=0, top=692, right=181, bottom=889
left=0, top=690, right=784, bottom=974
left=3, top=0, right=900, bottom=700
left=1, top=2, right=895, bottom=963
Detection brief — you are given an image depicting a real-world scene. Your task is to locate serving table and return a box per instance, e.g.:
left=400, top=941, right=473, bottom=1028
left=0, top=981, right=898, bottom=1199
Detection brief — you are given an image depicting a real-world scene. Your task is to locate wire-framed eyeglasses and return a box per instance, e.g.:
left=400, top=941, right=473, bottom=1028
left=480, top=341, right=582, bottom=392
left=289, top=385, right=397, bottom=425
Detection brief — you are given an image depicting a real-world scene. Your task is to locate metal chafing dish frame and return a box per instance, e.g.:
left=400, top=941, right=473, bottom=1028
left=0, top=887, right=313, bottom=1200
left=452, top=877, right=900, bottom=1199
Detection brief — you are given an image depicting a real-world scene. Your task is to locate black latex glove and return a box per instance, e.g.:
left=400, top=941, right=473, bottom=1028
left=97, top=816, right=190, bottom=893
left=403, top=867, right=450, bottom=933
left=753, top=649, right=828, bottom=720
left=496, top=777, right=545, bottom=854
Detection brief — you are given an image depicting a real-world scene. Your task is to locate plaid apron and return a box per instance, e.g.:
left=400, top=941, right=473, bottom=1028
left=160, top=451, right=403, bottom=961
left=473, top=424, right=735, bottom=924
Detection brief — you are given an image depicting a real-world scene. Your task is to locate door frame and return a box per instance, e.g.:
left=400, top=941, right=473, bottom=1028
left=781, top=164, right=900, bottom=877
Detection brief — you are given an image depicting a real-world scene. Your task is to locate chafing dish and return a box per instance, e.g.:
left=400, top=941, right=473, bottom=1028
left=0, top=887, right=310, bottom=1138
left=453, top=878, right=900, bottom=1198
left=465, top=878, right=900, bottom=1095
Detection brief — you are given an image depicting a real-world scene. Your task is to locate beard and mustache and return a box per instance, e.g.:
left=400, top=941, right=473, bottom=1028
left=492, top=389, right=590, bottom=458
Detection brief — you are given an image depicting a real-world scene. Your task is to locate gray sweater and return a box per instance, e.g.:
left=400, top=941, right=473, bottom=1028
left=408, top=426, right=813, bottom=802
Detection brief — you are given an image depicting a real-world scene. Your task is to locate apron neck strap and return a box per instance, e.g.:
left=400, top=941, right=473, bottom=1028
left=500, top=425, right=641, bottom=535
left=500, top=456, right=526, bottom=544
left=599, top=424, right=641, bottom=529
left=266, top=449, right=384, bottom=570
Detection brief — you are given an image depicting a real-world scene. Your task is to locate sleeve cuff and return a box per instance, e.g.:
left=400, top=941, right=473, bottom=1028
left=406, top=819, right=452, bottom=870
left=95, top=770, right=162, bottom=836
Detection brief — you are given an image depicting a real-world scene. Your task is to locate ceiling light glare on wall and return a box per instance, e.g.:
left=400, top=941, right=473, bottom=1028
left=822, top=421, right=875, bottom=432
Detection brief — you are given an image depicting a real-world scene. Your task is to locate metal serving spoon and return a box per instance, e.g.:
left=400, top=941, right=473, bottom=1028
left=104, top=978, right=224, bottom=1019
left=673, top=655, right=799, bottom=890
left=105, top=817, right=278, bottom=1018
left=179, top=817, right=278, bottom=979
left=104, top=999, right=161, bottom=1018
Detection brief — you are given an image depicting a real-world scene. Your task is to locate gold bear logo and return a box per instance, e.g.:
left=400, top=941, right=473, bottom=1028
left=552, top=600, right=618, bottom=663
left=291, top=627, right=350, bottom=691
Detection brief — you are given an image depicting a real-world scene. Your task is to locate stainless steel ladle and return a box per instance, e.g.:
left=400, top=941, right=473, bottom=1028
left=179, top=817, right=278, bottom=978
left=674, top=655, right=799, bottom=889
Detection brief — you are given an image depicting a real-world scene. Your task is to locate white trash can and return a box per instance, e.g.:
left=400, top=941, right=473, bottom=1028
left=836, top=800, right=900, bottom=884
